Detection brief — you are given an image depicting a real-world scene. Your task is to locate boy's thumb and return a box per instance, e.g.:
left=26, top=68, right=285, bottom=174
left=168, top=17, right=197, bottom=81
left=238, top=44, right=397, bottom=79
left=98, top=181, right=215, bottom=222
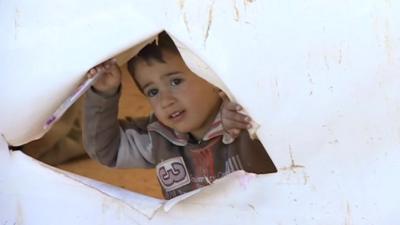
left=218, top=90, right=229, bottom=102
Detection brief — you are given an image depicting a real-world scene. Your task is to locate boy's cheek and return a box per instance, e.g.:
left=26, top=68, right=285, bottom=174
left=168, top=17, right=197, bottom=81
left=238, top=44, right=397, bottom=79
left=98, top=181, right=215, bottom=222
left=154, top=111, right=168, bottom=124
left=149, top=101, right=160, bottom=112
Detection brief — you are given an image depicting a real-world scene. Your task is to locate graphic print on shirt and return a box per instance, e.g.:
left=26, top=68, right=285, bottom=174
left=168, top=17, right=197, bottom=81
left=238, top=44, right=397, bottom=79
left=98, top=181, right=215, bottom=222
left=225, top=155, right=244, bottom=174
left=156, top=157, right=191, bottom=192
left=188, top=137, right=245, bottom=188
left=188, top=138, right=220, bottom=188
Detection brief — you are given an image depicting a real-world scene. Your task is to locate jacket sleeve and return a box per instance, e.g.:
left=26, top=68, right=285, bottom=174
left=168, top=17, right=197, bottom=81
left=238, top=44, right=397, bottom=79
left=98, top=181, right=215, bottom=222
left=82, top=87, right=155, bottom=168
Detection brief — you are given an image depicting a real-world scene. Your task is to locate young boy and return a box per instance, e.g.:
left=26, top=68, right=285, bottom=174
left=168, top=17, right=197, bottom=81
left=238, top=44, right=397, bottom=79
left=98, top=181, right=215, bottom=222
left=83, top=32, right=276, bottom=199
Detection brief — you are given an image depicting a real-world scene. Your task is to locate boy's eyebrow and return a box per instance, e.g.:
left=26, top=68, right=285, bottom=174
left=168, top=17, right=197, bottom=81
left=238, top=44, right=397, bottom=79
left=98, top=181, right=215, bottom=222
left=141, top=71, right=181, bottom=90
left=163, top=71, right=181, bottom=78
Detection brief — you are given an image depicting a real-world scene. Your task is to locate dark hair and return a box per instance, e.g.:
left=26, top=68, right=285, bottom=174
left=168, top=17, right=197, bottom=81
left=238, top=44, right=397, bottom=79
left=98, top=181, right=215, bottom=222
left=127, top=31, right=179, bottom=78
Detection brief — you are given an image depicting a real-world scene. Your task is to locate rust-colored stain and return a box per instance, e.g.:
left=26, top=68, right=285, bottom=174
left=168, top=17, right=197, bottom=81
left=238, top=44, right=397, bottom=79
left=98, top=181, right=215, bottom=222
left=232, top=0, right=240, bottom=21
left=289, top=148, right=301, bottom=169
left=183, top=13, right=190, bottom=33
left=281, top=146, right=305, bottom=172
left=204, top=0, right=216, bottom=46
left=279, top=146, right=309, bottom=185
left=177, top=0, right=191, bottom=34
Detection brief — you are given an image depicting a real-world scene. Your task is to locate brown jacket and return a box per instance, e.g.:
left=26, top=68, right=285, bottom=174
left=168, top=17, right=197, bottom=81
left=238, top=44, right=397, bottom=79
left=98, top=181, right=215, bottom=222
left=83, top=88, right=276, bottom=199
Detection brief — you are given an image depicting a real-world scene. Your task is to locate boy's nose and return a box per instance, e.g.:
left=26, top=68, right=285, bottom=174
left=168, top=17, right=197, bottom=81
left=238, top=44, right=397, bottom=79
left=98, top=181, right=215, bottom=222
left=160, top=91, right=176, bottom=108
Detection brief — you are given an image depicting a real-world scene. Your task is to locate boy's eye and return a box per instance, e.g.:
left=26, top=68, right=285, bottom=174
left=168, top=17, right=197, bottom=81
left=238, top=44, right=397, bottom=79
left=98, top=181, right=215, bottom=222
left=146, top=88, right=158, bottom=97
left=170, top=78, right=183, bottom=86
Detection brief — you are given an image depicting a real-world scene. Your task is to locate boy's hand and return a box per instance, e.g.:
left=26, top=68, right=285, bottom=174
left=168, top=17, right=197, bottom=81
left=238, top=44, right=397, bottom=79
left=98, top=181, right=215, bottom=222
left=219, top=91, right=252, bottom=139
left=87, top=58, right=121, bottom=96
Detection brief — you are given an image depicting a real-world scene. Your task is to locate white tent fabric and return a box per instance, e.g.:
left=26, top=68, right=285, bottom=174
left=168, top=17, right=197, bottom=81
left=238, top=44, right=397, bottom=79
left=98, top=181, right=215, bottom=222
left=1, top=0, right=400, bottom=224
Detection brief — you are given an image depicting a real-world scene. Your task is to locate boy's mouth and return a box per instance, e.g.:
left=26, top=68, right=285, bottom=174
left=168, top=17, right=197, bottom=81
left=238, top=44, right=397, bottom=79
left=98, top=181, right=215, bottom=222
left=169, top=110, right=185, bottom=121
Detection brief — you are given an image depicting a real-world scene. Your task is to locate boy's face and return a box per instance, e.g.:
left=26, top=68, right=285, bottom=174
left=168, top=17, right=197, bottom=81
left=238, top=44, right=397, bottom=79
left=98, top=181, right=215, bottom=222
left=133, top=50, right=222, bottom=139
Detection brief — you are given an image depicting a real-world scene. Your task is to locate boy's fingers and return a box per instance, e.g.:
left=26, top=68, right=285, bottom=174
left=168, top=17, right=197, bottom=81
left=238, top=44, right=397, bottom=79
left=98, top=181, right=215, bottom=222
left=224, top=102, right=242, bottom=111
left=88, top=58, right=118, bottom=78
left=97, top=64, right=105, bottom=72
left=110, top=63, right=121, bottom=75
left=223, top=109, right=251, bottom=123
left=104, top=58, right=117, bottom=67
left=228, top=128, right=240, bottom=137
left=88, top=69, right=96, bottom=77
left=100, top=60, right=110, bottom=70
left=224, top=119, right=250, bottom=131
left=105, top=63, right=111, bottom=69
left=218, top=91, right=230, bottom=103
left=88, top=67, right=102, bottom=78
left=102, top=59, right=120, bottom=76
left=219, top=91, right=245, bottom=111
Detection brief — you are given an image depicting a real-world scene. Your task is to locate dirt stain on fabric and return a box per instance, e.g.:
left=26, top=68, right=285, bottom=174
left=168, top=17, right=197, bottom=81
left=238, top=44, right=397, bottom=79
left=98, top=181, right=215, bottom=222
left=177, top=0, right=185, bottom=9
left=176, top=0, right=191, bottom=34
left=232, top=0, right=240, bottom=21
left=204, top=0, right=216, bottom=46
left=286, top=146, right=305, bottom=172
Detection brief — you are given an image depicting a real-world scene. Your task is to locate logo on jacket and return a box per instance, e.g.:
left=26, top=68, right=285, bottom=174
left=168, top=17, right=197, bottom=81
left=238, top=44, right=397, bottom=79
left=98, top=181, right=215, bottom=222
left=156, top=157, right=190, bottom=192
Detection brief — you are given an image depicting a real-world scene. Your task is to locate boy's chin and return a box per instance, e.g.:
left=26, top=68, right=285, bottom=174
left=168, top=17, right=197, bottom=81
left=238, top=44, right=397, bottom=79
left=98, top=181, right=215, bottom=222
left=172, top=124, right=198, bottom=135
left=172, top=126, right=191, bottom=134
